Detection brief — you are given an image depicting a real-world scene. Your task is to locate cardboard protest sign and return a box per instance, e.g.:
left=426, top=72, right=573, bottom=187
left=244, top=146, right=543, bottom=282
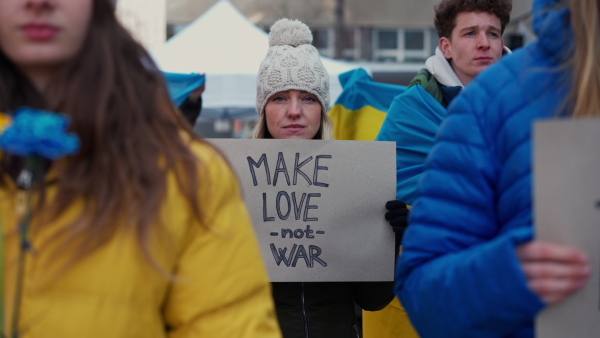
left=208, top=139, right=396, bottom=282
left=534, top=119, right=600, bottom=338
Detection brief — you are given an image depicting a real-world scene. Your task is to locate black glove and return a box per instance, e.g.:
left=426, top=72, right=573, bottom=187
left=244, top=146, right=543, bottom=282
left=385, top=200, right=409, bottom=248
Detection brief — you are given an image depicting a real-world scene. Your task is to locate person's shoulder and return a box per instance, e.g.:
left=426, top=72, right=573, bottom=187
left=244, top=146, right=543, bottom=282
left=186, top=138, right=242, bottom=207
left=408, top=68, right=443, bottom=104
left=469, top=43, right=546, bottom=98
left=408, top=68, right=432, bottom=88
left=186, top=139, right=233, bottom=176
left=188, top=138, right=219, bottom=159
left=458, top=42, right=558, bottom=120
left=472, top=53, right=520, bottom=93
left=446, top=43, right=554, bottom=141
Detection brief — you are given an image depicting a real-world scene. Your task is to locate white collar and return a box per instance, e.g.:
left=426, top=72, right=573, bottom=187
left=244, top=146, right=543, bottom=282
left=425, top=47, right=465, bottom=88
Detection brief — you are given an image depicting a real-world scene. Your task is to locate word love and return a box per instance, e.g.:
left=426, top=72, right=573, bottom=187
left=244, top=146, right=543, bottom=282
left=262, top=191, right=319, bottom=222
left=247, top=152, right=332, bottom=187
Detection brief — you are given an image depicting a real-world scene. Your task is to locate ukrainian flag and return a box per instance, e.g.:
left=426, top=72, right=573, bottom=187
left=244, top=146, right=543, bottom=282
left=366, top=84, right=446, bottom=338
left=366, top=85, right=446, bottom=338
left=375, top=84, right=446, bottom=205
left=329, top=69, right=419, bottom=338
left=328, top=68, right=406, bottom=141
left=161, top=72, right=206, bottom=107
left=364, top=81, right=439, bottom=334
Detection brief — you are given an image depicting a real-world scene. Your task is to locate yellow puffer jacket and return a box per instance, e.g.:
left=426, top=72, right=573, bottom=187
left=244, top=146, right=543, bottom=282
left=363, top=297, right=419, bottom=338
left=363, top=243, right=419, bottom=338
left=1, top=141, right=282, bottom=338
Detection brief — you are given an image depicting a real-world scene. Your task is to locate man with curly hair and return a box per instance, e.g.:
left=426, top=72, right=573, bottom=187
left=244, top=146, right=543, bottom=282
left=413, top=0, right=513, bottom=107
left=368, top=1, right=513, bottom=338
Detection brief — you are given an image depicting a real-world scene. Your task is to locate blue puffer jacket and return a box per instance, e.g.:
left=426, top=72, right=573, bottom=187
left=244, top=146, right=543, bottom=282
left=395, top=1, right=574, bottom=337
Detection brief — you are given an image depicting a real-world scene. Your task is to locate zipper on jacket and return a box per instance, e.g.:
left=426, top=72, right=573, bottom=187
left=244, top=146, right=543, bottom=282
left=301, top=282, right=309, bottom=338
left=353, top=324, right=360, bottom=338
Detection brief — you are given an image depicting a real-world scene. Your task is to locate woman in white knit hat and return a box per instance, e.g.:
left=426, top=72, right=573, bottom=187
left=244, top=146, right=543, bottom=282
left=251, top=18, right=395, bottom=338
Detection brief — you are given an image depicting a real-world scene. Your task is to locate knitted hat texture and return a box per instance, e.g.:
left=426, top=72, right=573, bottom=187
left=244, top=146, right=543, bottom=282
left=256, top=19, right=330, bottom=116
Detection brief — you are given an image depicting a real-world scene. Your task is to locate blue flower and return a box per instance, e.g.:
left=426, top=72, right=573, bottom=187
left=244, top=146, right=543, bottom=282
left=0, top=107, right=80, bottom=159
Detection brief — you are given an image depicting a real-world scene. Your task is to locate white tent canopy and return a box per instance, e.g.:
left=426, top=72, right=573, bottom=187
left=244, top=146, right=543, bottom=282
left=152, top=0, right=357, bottom=120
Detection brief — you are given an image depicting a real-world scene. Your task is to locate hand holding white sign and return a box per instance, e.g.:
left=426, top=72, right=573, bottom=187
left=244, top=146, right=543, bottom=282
left=535, top=118, right=600, bottom=338
left=516, top=241, right=590, bottom=304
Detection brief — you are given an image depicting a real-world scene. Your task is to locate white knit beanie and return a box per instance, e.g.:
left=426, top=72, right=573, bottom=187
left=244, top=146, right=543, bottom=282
left=256, top=18, right=330, bottom=116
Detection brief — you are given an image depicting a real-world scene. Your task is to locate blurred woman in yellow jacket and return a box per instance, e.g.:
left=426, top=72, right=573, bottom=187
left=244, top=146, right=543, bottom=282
left=0, top=0, right=281, bottom=337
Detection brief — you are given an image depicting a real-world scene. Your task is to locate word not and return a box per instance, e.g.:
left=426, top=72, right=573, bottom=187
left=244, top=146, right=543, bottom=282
left=270, top=243, right=327, bottom=268
left=247, top=152, right=332, bottom=187
left=270, top=225, right=324, bottom=238
left=263, top=191, right=320, bottom=222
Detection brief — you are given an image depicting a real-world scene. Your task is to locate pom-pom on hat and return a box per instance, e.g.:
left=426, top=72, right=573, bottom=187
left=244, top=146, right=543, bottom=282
left=256, top=18, right=330, bottom=116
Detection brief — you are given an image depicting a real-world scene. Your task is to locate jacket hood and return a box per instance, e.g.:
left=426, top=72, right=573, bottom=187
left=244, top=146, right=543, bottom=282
left=425, top=47, right=465, bottom=88
left=532, top=0, right=574, bottom=63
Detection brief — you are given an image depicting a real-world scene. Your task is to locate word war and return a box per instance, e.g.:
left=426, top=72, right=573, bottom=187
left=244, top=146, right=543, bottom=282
left=270, top=243, right=327, bottom=268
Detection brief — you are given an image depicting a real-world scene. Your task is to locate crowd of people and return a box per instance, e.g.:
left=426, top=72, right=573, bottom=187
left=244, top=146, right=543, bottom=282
left=0, top=0, right=597, bottom=337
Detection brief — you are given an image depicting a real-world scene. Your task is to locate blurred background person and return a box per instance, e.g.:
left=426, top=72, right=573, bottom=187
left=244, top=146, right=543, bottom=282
left=396, top=0, right=596, bottom=337
left=178, top=78, right=205, bottom=127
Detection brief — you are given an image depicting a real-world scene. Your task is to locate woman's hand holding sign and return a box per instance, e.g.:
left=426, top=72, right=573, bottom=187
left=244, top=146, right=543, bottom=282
left=385, top=200, right=410, bottom=249
left=516, top=241, right=591, bottom=305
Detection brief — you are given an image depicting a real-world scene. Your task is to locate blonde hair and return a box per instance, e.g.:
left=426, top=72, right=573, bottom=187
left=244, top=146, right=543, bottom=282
left=251, top=109, right=334, bottom=140
left=569, top=0, right=600, bottom=117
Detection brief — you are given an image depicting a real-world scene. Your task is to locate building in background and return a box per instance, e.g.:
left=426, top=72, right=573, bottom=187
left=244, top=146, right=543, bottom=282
left=116, top=0, right=167, bottom=50
left=167, top=0, right=534, bottom=64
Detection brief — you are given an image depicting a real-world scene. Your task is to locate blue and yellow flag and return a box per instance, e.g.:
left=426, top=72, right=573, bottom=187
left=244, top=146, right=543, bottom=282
left=375, top=84, right=446, bottom=205
left=161, top=72, right=206, bottom=107
left=365, top=84, right=445, bottom=338
left=329, top=69, right=421, bottom=338
left=328, top=68, right=406, bottom=141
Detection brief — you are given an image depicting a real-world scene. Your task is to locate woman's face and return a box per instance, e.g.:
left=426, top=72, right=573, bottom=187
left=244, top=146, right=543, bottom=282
left=0, top=0, right=93, bottom=80
left=265, top=90, right=322, bottom=140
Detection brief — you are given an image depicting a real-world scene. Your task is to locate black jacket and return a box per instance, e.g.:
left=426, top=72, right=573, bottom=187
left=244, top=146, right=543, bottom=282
left=272, top=281, right=394, bottom=338
left=178, top=96, right=202, bottom=127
